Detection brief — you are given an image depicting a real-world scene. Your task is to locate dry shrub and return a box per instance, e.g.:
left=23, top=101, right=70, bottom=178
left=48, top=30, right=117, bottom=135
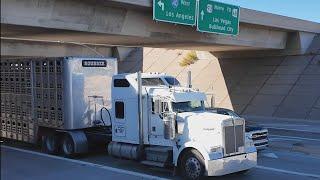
left=179, top=51, right=198, bottom=67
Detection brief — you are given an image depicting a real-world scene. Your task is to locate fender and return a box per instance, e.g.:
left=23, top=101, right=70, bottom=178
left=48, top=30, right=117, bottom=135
left=174, top=141, right=210, bottom=168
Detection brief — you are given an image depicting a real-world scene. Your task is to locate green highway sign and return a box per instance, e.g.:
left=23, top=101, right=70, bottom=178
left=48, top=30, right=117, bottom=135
left=153, top=0, right=197, bottom=26
left=197, top=0, right=240, bottom=35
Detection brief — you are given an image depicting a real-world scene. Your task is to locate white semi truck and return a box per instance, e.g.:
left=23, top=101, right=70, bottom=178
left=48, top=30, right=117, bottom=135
left=108, top=73, right=257, bottom=178
left=1, top=58, right=257, bottom=179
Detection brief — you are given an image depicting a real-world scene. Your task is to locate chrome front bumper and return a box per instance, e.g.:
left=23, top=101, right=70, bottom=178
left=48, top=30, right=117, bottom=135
left=254, top=139, right=268, bottom=150
left=247, top=130, right=269, bottom=150
left=206, top=152, right=257, bottom=176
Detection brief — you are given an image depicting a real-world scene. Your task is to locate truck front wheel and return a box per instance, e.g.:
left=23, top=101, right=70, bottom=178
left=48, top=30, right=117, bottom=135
left=180, top=149, right=205, bottom=180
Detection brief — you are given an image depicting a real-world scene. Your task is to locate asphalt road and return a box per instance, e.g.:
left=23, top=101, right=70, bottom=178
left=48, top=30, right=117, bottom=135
left=2, top=118, right=320, bottom=180
left=1, top=146, right=161, bottom=180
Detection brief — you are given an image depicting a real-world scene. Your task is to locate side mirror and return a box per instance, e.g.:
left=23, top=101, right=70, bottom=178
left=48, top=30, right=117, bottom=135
left=164, top=113, right=176, bottom=140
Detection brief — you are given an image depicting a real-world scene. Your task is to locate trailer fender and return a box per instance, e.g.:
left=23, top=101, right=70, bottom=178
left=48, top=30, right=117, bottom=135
left=174, top=141, right=210, bottom=167
left=58, top=130, right=88, bottom=154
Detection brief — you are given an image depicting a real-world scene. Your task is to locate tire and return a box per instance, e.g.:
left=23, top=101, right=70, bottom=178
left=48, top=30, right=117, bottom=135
left=42, top=135, right=58, bottom=154
left=61, top=134, right=75, bottom=157
left=179, top=149, right=205, bottom=180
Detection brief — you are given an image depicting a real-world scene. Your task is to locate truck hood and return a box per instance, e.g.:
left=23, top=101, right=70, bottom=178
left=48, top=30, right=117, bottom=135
left=176, top=111, right=231, bottom=149
left=177, top=111, right=228, bottom=126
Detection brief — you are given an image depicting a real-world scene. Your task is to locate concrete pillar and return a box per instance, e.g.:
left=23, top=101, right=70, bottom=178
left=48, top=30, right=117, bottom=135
left=113, top=47, right=143, bottom=73
left=285, top=32, right=316, bottom=54
left=307, top=34, right=320, bottom=54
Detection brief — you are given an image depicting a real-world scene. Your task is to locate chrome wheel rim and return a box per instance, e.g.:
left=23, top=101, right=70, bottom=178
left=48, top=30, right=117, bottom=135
left=185, top=157, right=201, bottom=179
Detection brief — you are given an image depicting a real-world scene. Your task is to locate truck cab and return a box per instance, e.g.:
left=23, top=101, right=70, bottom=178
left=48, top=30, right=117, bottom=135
left=108, top=73, right=257, bottom=179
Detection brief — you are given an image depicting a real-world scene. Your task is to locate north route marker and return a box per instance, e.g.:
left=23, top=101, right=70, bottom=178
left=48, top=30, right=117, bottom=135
left=153, top=0, right=197, bottom=26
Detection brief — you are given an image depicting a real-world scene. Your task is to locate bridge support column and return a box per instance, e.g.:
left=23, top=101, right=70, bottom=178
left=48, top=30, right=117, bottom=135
left=113, top=47, right=143, bottom=73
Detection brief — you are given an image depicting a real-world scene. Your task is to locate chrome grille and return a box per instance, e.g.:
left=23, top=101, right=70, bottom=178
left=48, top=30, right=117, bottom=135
left=223, top=119, right=245, bottom=155
left=224, top=126, right=236, bottom=154
left=235, top=125, right=244, bottom=149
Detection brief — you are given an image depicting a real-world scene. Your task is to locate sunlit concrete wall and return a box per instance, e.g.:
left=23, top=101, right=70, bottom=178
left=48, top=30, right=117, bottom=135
left=142, top=38, right=320, bottom=120
left=217, top=54, right=320, bottom=120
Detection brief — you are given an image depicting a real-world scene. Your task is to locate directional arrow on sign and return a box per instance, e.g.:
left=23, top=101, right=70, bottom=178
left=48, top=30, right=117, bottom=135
left=158, top=0, right=164, bottom=11
left=153, top=0, right=196, bottom=26
left=197, top=0, right=240, bottom=35
left=200, top=10, right=204, bottom=20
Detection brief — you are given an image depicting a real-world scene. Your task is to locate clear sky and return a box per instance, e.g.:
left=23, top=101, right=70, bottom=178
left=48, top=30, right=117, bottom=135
left=215, top=0, right=320, bottom=23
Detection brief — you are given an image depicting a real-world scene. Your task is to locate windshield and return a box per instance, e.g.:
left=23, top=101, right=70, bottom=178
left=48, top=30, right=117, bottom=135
left=172, top=101, right=205, bottom=113
left=142, top=78, right=165, bottom=86
left=165, top=77, right=180, bottom=86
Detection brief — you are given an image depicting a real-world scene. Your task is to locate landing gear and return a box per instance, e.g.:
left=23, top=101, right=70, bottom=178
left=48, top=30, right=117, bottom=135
left=180, top=149, right=205, bottom=180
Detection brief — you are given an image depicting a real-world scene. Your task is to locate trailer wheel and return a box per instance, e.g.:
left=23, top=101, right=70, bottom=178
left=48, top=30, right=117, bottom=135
left=179, top=149, right=205, bottom=180
left=61, top=134, right=75, bottom=157
left=42, top=135, right=58, bottom=154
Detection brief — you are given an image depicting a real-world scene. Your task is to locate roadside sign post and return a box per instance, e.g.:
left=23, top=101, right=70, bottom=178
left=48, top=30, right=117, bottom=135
left=197, top=0, right=240, bottom=35
left=153, top=0, right=197, bottom=26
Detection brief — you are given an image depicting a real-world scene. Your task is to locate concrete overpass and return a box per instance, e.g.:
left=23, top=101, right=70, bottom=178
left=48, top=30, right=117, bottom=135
left=1, top=0, right=319, bottom=121
left=1, top=0, right=320, bottom=57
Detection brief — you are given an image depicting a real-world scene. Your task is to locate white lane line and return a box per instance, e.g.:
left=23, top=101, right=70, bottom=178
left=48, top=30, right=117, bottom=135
left=1, top=145, right=169, bottom=180
left=256, top=165, right=320, bottom=179
left=269, top=135, right=320, bottom=142
left=260, top=152, right=278, bottom=159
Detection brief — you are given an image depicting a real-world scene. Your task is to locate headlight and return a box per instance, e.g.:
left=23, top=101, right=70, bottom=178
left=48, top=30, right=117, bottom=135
left=245, top=135, right=255, bottom=147
left=245, top=139, right=254, bottom=147
left=245, top=133, right=252, bottom=140
left=209, top=146, right=224, bottom=159
left=210, top=146, right=223, bottom=153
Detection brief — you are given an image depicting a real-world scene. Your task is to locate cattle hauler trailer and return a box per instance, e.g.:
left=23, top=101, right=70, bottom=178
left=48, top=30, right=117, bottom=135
left=0, top=57, right=117, bottom=156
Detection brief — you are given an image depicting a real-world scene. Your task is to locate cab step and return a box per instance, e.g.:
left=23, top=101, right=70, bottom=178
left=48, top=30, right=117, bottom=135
left=140, top=160, right=166, bottom=168
left=144, top=146, right=172, bottom=163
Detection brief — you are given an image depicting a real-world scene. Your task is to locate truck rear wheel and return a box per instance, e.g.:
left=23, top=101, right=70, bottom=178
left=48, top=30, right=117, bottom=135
left=61, top=134, right=75, bottom=157
left=42, top=135, right=58, bottom=154
left=180, top=149, right=205, bottom=180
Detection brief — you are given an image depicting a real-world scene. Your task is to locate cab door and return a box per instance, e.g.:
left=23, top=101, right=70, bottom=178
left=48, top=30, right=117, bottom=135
left=149, top=99, right=168, bottom=136
left=148, top=99, right=175, bottom=146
